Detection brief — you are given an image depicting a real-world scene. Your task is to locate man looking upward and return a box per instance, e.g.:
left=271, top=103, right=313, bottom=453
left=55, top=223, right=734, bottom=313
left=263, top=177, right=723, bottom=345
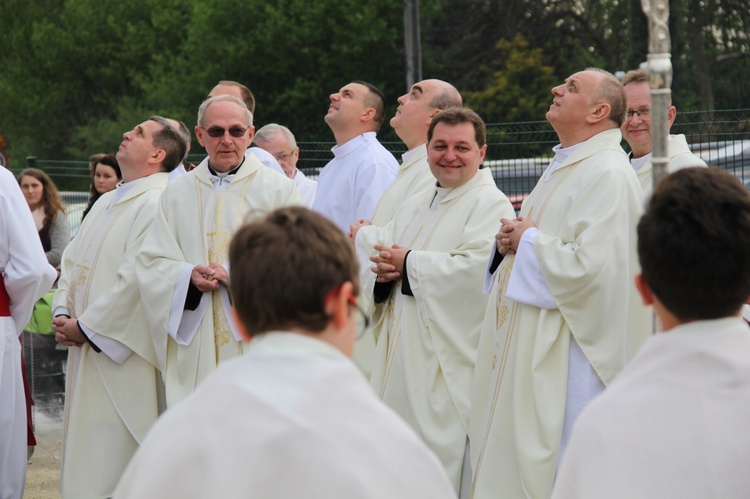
left=313, top=81, right=398, bottom=232
left=470, top=68, right=650, bottom=499
left=52, top=117, right=187, bottom=498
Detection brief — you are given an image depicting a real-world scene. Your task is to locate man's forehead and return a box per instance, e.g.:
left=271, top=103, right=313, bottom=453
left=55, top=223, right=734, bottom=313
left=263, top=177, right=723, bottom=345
left=432, top=122, right=476, bottom=144
left=624, top=81, right=651, bottom=103
left=340, top=82, right=367, bottom=95
left=140, top=120, right=162, bottom=136
left=204, top=100, right=248, bottom=125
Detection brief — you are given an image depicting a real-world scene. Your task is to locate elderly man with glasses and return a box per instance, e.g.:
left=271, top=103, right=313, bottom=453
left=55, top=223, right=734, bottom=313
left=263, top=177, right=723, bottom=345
left=136, top=95, right=302, bottom=409
left=620, top=68, right=706, bottom=195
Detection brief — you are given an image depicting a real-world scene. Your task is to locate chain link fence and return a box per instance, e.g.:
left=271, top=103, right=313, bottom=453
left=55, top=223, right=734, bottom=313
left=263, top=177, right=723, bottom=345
left=11, top=109, right=750, bottom=231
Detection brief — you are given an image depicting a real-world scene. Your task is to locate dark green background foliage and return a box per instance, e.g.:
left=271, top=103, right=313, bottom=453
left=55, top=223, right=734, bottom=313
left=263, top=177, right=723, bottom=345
left=0, top=0, right=747, bottom=166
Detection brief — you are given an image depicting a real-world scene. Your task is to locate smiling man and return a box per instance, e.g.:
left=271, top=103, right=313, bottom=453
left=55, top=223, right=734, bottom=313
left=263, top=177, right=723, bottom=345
left=621, top=69, right=706, bottom=195
left=351, top=108, right=514, bottom=495
left=312, top=81, right=398, bottom=232
left=135, top=95, right=301, bottom=408
left=469, top=68, right=650, bottom=499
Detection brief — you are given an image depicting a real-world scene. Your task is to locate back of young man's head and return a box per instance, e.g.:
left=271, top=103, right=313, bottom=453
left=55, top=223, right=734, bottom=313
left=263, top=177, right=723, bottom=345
left=229, top=207, right=360, bottom=337
left=638, top=167, right=750, bottom=321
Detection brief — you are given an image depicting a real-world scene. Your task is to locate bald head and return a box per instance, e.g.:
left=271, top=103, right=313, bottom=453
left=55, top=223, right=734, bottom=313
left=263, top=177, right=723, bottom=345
left=391, top=79, right=462, bottom=150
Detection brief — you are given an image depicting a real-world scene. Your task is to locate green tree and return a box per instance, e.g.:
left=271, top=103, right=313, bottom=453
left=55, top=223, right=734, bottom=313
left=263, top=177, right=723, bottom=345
left=464, top=34, right=558, bottom=122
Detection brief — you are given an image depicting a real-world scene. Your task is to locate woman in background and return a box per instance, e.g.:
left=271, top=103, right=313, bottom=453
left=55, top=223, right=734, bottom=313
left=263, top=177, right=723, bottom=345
left=82, top=154, right=121, bottom=220
left=17, top=168, right=70, bottom=462
left=18, top=168, right=70, bottom=268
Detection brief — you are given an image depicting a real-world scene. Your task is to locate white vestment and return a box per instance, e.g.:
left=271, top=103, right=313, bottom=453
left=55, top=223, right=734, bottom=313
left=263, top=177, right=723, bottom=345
left=365, top=169, right=515, bottom=492
left=313, top=132, right=398, bottom=232
left=136, top=155, right=302, bottom=407
left=470, top=129, right=651, bottom=499
left=113, top=332, right=456, bottom=499
left=247, top=146, right=286, bottom=175
left=0, top=168, right=56, bottom=499
left=294, top=169, right=317, bottom=207
left=632, top=134, right=707, bottom=196
left=53, top=173, right=167, bottom=499
left=553, top=317, right=750, bottom=499
left=352, top=143, right=434, bottom=376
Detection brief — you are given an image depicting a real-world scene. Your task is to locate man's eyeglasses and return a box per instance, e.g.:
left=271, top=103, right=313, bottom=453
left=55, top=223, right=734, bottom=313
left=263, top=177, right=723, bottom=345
left=626, top=108, right=650, bottom=119
left=202, top=126, right=248, bottom=138
left=348, top=294, right=370, bottom=340
left=274, top=150, right=296, bottom=162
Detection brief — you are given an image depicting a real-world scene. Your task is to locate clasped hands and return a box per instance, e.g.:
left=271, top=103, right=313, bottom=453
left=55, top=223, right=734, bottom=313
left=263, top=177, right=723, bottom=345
left=370, top=244, right=409, bottom=283
left=496, top=216, right=536, bottom=256
left=52, top=316, right=85, bottom=347
left=191, top=263, right=229, bottom=292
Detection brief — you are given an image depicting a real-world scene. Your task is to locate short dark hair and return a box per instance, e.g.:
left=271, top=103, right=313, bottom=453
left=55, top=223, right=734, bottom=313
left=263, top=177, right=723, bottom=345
left=217, top=80, right=256, bottom=114
left=149, top=116, right=188, bottom=173
left=427, top=107, right=486, bottom=147
left=352, top=80, right=387, bottom=132
left=638, top=167, right=750, bottom=320
left=229, top=207, right=360, bottom=337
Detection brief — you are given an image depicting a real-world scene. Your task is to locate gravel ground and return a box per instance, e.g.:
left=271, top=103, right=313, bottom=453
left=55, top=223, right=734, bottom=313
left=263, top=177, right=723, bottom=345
left=24, top=410, right=63, bottom=499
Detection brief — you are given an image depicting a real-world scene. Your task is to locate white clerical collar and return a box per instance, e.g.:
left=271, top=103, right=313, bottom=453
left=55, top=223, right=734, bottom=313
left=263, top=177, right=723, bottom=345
left=430, top=185, right=451, bottom=210
left=630, top=135, right=674, bottom=172
left=630, top=153, right=652, bottom=172
left=401, top=143, right=427, bottom=167
left=207, top=158, right=244, bottom=189
left=108, top=177, right=143, bottom=210
left=331, top=132, right=377, bottom=158
left=546, top=142, right=583, bottom=181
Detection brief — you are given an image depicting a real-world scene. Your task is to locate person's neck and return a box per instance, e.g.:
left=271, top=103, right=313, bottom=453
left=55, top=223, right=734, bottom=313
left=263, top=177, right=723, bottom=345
left=332, top=127, right=372, bottom=147
left=397, top=130, right=427, bottom=151
left=630, top=146, right=652, bottom=159
left=555, top=123, right=614, bottom=149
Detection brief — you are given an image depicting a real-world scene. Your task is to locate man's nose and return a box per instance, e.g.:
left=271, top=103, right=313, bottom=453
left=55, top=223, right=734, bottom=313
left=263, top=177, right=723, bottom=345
left=551, top=84, right=563, bottom=96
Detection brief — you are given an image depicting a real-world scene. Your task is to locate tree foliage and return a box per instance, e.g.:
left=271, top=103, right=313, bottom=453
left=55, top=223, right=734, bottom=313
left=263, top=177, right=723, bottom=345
left=464, top=34, right=558, bottom=122
left=0, top=0, right=746, bottom=167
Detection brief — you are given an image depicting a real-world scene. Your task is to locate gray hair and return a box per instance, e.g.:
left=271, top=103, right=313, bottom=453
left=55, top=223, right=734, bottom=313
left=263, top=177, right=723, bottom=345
left=197, top=95, right=253, bottom=129
left=148, top=116, right=189, bottom=173
left=255, top=123, right=297, bottom=149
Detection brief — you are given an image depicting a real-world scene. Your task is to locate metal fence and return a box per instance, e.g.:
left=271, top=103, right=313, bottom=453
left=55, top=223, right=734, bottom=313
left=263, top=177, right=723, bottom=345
left=13, top=109, right=750, bottom=225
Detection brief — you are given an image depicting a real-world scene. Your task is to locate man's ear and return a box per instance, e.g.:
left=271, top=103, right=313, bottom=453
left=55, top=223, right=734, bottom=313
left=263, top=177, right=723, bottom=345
left=360, top=107, right=376, bottom=124
left=586, top=103, right=611, bottom=124
left=326, top=281, right=354, bottom=331
left=634, top=274, right=655, bottom=306
left=195, top=126, right=206, bottom=148
left=231, top=307, right=253, bottom=342
left=425, top=108, right=441, bottom=127
left=149, top=148, right=167, bottom=166
left=667, top=105, right=677, bottom=129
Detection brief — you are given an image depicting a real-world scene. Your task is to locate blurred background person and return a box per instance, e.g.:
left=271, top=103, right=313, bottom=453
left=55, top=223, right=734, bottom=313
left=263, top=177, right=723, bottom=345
left=18, top=168, right=70, bottom=269
left=255, top=123, right=317, bottom=207
left=82, top=154, right=121, bottom=220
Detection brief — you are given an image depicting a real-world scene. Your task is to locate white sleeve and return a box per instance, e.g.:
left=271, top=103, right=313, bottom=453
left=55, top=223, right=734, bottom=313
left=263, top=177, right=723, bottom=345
left=505, top=228, right=557, bottom=309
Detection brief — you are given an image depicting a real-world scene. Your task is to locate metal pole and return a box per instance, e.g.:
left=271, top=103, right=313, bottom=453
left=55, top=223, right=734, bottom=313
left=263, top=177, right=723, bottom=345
left=641, top=0, right=671, bottom=187
left=403, top=0, right=423, bottom=89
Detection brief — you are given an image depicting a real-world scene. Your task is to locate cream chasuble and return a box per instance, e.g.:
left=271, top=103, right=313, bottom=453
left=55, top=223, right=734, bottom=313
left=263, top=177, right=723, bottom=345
left=136, top=155, right=302, bottom=407
left=365, top=168, right=514, bottom=492
left=53, top=173, right=167, bottom=499
left=353, top=144, right=434, bottom=376
left=634, top=134, right=707, bottom=196
left=469, top=129, right=651, bottom=499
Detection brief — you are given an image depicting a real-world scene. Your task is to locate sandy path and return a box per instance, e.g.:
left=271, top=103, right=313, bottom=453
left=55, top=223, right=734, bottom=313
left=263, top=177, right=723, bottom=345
left=24, top=410, right=63, bottom=499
